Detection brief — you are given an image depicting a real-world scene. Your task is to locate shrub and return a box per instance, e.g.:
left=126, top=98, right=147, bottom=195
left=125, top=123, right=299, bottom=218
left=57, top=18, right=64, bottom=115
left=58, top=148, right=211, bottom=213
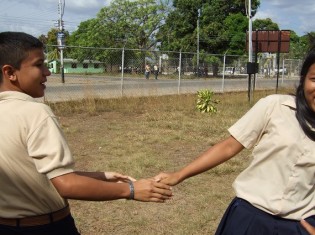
left=196, top=89, right=219, bottom=113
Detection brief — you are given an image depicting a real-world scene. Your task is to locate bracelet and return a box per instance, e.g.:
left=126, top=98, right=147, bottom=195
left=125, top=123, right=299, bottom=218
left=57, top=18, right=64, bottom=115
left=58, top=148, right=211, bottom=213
left=128, top=181, right=134, bottom=200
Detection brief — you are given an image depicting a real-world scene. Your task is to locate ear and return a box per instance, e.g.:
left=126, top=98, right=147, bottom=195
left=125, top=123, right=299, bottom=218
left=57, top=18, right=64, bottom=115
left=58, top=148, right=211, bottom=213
left=2, top=65, right=17, bottom=82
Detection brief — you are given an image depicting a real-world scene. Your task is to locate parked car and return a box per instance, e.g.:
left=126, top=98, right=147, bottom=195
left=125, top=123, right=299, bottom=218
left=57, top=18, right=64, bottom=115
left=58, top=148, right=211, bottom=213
left=225, top=67, right=235, bottom=75
left=275, top=67, right=287, bottom=74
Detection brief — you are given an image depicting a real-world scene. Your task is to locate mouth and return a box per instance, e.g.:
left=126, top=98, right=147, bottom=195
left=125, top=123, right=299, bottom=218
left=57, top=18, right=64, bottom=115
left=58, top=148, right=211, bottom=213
left=41, top=82, right=46, bottom=89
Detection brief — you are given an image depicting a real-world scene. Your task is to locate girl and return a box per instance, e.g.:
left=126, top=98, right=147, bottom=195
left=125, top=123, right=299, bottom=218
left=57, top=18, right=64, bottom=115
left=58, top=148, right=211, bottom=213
left=155, top=51, right=315, bottom=234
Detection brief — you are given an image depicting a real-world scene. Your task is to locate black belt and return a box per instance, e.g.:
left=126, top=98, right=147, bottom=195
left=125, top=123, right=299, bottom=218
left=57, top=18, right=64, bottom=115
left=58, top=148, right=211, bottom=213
left=0, top=206, right=70, bottom=227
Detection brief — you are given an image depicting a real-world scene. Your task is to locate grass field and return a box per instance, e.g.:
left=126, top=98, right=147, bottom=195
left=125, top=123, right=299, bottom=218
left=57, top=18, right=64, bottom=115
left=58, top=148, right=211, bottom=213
left=48, top=88, right=293, bottom=235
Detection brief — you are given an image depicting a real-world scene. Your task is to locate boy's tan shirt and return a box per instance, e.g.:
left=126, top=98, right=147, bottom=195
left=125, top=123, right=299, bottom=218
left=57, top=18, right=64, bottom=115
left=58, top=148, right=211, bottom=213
left=0, top=91, right=74, bottom=218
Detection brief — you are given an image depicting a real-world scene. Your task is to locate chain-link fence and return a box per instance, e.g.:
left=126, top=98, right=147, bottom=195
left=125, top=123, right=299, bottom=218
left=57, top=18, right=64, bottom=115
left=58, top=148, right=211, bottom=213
left=43, top=45, right=301, bottom=102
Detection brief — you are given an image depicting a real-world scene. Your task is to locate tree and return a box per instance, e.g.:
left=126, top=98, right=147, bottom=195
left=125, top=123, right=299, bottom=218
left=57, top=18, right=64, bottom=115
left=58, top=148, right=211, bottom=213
left=38, top=34, right=48, bottom=45
left=158, top=0, right=260, bottom=54
left=291, top=32, right=315, bottom=58
left=253, top=18, right=279, bottom=31
left=287, top=31, right=306, bottom=59
left=69, top=0, right=170, bottom=50
left=222, top=13, right=249, bottom=55
left=68, top=0, right=171, bottom=71
left=305, top=32, right=315, bottom=51
left=157, top=0, right=259, bottom=77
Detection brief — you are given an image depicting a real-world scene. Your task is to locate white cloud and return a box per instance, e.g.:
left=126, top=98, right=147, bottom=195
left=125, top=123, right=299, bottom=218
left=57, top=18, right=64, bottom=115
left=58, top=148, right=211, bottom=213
left=0, top=0, right=108, bottom=35
left=253, top=0, right=315, bottom=36
left=1, top=0, right=315, bottom=37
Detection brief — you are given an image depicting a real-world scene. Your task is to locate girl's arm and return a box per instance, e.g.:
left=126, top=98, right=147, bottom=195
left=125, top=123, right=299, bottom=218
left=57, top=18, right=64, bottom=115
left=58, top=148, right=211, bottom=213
left=155, top=136, right=244, bottom=186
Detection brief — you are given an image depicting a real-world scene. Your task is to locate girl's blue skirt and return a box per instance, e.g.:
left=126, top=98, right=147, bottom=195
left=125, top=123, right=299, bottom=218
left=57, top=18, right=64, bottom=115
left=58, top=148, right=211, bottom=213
left=215, top=197, right=315, bottom=235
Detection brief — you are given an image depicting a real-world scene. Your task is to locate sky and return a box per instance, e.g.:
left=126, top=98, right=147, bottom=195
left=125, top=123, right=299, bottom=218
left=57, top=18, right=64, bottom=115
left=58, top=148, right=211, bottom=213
left=253, top=0, right=315, bottom=36
left=0, top=0, right=314, bottom=37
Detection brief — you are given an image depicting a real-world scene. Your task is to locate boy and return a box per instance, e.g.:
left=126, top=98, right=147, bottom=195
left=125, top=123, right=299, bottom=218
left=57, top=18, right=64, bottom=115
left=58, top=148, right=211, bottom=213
left=0, top=32, right=172, bottom=235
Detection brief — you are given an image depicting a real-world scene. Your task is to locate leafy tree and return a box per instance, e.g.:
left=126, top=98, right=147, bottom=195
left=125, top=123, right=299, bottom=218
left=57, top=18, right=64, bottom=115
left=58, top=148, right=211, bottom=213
left=38, top=34, right=47, bottom=45
left=290, top=32, right=315, bottom=58
left=68, top=0, right=171, bottom=71
left=158, top=0, right=260, bottom=54
left=156, top=0, right=259, bottom=77
left=288, top=31, right=307, bottom=59
left=69, top=0, right=171, bottom=50
left=67, top=19, right=110, bottom=62
left=305, top=32, right=315, bottom=51
left=222, top=13, right=248, bottom=55
left=204, top=54, right=221, bottom=76
left=253, top=18, right=279, bottom=31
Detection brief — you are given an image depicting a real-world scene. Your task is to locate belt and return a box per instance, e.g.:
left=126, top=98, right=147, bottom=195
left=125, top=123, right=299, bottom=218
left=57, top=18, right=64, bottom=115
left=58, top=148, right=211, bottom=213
left=0, top=206, right=70, bottom=227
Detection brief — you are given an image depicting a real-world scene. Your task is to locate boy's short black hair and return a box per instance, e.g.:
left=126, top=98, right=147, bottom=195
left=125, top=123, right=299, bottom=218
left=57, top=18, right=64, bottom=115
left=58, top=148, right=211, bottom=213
left=0, top=31, right=43, bottom=81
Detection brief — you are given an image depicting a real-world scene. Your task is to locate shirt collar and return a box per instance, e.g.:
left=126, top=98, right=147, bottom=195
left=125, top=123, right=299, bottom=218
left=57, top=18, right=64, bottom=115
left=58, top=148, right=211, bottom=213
left=0, top=91, right=36, bottom=102
left=281, top=95, right=296, bottom=109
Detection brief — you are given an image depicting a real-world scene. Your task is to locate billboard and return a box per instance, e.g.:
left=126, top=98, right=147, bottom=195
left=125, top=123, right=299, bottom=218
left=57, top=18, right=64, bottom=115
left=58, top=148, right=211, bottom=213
left=246, top=30, right=290, bottom=53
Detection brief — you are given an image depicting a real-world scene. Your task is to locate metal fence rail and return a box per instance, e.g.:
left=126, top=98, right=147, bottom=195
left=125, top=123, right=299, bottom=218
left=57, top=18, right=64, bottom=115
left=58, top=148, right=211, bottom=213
left=43, top=46, right=301, bottom=102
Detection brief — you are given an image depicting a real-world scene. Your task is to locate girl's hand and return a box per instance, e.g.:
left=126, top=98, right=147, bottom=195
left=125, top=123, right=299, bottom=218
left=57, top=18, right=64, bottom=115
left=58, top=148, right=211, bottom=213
left=104, top=172, right=136, bottom=183
left=301, top=219, right=315, bottom=235
left=154, top=172, right=182, bottom=186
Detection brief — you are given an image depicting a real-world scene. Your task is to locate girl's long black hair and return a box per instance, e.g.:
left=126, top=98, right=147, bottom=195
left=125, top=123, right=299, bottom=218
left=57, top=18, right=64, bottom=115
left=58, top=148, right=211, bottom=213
left=295, top=52, right=315, bottom=141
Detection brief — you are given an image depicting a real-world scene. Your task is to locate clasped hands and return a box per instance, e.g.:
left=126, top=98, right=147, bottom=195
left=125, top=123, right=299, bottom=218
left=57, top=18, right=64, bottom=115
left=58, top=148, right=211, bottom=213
left=104, top=171, right=179, bottom=203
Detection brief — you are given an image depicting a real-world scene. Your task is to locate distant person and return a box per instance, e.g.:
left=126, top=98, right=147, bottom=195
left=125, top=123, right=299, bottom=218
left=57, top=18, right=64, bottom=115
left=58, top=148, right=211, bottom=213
left=145, top=64, right=150, bottom=79
left=204, top=67, right=208, bottom=77
left=0, top=31, right=172, bottom=235
left=155, top=50, right=315, bottom=234
left=153, top=64, right=159, bottom=80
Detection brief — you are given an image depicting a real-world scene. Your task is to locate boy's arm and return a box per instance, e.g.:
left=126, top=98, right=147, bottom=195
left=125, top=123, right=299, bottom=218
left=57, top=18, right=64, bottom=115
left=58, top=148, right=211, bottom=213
left=50, top=173, right=172, bottom=202
left=75, top=171, right=136, bottom=182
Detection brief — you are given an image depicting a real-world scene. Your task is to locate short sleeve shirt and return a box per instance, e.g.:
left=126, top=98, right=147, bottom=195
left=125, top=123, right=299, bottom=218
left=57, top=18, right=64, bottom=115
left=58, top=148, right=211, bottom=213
left=229, top=94, right=315, bottom=220
left=0, top=91, right=75, bottom=218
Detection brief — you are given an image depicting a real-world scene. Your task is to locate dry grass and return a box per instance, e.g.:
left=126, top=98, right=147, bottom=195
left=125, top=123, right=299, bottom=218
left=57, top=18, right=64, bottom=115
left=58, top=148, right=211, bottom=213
left=48, top=88, right=293, bottom=235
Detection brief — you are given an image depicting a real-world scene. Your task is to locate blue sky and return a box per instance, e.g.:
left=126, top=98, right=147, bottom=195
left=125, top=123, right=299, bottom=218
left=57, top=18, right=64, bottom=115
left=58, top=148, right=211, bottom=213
left=0, top=0, right=106, bottom=36
left=0, top=0, right=313, bottom=37
left=253, top=0, right=315, bottom=36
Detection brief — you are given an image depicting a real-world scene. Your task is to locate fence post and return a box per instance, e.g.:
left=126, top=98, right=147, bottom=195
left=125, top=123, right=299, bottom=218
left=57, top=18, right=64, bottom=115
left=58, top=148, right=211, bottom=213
left=120, top=47, right=125, bottom=97
left=178, top=50, right=182, bottom=94
left=221, top=51, right=228, bottom=92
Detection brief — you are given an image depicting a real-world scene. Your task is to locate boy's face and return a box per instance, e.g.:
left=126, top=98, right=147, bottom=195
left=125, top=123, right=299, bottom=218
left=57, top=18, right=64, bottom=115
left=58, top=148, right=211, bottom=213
left=11, top=48, right=51, bottom=98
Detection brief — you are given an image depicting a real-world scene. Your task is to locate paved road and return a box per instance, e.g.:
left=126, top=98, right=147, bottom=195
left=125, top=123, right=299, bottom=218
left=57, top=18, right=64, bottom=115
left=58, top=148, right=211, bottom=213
left=41, top=75, right=299, bottom=102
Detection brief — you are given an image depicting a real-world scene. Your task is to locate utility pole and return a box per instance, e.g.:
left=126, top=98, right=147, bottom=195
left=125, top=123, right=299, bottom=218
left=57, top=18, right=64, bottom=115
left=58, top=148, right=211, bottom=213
left=248, top=0, right=253, bottom=64
left=197, top=8, right=200, bottom=77
left=57, top=0, right=66, bottom=83
left=247, top=0, right=254, bottom=102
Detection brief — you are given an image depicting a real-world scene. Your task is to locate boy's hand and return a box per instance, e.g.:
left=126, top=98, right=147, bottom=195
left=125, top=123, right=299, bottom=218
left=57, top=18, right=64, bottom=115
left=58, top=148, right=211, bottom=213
left=133, top=178, right=172, bottom=202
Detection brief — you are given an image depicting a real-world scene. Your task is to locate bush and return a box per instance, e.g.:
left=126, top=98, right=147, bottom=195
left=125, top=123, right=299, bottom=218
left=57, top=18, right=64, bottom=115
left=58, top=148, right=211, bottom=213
left=196, top=89, right=219, bottom=113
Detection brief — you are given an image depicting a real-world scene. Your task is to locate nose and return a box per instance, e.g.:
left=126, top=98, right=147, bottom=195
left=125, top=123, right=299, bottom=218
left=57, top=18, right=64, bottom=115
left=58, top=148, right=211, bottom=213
left=44, top=66, right=51, bottom=76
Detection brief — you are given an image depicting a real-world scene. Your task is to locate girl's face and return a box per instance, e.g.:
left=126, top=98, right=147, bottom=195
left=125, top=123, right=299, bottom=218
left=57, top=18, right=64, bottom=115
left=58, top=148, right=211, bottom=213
left=304, top=63, right=315, bottom=112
